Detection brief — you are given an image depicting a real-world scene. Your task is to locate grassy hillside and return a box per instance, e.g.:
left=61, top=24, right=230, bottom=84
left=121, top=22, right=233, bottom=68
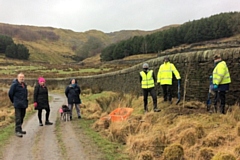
left=0, top=23, right=173, bottom=64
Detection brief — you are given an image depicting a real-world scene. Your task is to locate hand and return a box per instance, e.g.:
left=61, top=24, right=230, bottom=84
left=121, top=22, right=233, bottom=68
left=34, top=102, right=37, bottom=107
left=213, top=84, right=218, bottom=89
left=209, top=76, right=213, bottom=79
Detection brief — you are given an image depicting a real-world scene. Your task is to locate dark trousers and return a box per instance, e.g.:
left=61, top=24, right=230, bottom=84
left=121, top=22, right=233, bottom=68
left=142, top=88, right=157, bottom=111
left=214, top=91, right=226, bottom=114
left=161, top=85, right=173, bottom=101
left=38, top=108, right=50, bottom=123
left=15, top=108, right=26, bottom=132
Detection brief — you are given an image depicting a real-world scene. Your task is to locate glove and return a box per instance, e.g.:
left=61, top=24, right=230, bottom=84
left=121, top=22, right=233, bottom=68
left=213, top=84, right=218, bottom=89
left=34, top=102, right=37, bottom=108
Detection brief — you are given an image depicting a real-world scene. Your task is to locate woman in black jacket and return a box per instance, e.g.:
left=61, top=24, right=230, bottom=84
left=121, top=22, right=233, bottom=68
left=65, top=78, right=81, bottom=120
left=34, top=77, right=53, bottom=126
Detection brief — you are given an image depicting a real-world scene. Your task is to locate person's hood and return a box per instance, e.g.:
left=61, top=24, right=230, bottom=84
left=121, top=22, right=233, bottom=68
left=11, top=78, right=19, bottom=85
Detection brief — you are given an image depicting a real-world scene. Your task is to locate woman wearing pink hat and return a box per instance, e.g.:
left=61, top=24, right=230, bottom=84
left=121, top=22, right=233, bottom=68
left=33, top=77, right=53, bottom=126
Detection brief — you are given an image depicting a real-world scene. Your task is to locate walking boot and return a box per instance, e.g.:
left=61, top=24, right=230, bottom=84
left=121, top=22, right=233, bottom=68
left=154, top=108, right=161, bottom=112
left=45, top=121, right=53, bottom=125
left=20, top=130, right=27, bottom=134
left=220, top=105, right=225, bottom=114
left=15, top=132, right=23, bottom=138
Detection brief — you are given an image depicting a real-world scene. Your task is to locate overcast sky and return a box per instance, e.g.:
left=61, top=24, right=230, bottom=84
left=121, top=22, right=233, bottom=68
left=0, top=0, right=239, bottom=33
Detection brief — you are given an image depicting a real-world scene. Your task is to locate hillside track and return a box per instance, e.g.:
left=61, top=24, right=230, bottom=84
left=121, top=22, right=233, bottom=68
left=1, top=93, right=104, bottom=160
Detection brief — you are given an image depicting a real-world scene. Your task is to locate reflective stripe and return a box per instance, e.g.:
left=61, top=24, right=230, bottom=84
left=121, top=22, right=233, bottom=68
left=212, top=61, right=231, bottom=85
left=157, top=62, right=180, bottom=85
left=140, top=70, right=155, bottom=89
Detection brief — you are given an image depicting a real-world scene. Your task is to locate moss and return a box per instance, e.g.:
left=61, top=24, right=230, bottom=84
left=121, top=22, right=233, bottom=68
left=211, top=152, right=236, bottom=160
left=163, top=144, right=184, bottom=160
left=197, top=148, right=214, bottom=160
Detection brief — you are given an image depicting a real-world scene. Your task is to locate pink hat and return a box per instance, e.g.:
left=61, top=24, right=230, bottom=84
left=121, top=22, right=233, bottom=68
left=38, top=77, right=45, bottom=83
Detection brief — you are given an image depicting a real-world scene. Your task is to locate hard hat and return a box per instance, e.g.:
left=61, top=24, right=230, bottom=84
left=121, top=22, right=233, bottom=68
left=142, top=63, right=149, bottom=69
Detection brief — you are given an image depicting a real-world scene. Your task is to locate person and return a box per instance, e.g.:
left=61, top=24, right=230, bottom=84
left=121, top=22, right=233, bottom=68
left=65, top=78, right=82, bottom=120
left=157, top=57, right=181, bottom=103
left=34, top=77, right=53, bottom=126
left=212, top=54, right=231, bottom=114
left=8, top=73, right=28, bottom=137
left=139, top=63, right=161, bottom=113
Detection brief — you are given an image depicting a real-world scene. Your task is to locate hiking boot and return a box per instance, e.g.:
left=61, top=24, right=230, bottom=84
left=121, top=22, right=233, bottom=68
left=78, top=115, right=81, bottom=119
left=154, top=109, right=161, bottom=112
left=45, top=121, right=53, bottom=125
left=20, top=130, right=27, bottom=134
left=16, top=132, right=23, bottom=138
left=39, top=123, right=43, bottom=126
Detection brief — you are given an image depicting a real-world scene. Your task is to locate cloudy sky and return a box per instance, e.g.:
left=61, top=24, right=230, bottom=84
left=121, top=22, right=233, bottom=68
left=0, top=0, right=239, bottom=33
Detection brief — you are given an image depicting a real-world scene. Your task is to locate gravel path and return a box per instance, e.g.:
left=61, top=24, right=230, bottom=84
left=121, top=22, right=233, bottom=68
left=1, top=93, right=104, bottom=160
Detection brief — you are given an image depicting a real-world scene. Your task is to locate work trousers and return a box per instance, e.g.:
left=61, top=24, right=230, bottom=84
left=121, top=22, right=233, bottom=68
left=161, top=85, right=173, bottom=102
left=142, top=87, right=157, bottom=111
left=15, top=108, right=26, bottom=132
left=214, top=91, right=226, bottom=114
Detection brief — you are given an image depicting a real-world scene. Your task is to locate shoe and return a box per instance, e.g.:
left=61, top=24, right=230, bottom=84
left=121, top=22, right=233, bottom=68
left=16, top=132, right=23, bottom=138
left=45, top=121, right=53, bottom=125
left=78, top=115, right=81, bottom=119
left=39, top=123, right=43, bottom=126
left=70, top=116, right=72, bottom=121
left=20, top=130, right=27, bottom=134
left=154, top=109, right=161, bottom=112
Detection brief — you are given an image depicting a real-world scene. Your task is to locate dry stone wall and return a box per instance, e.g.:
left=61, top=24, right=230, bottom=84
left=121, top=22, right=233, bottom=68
left=1, top=47, right=239, bottom=105
left=77, top=47, right=240, bottom=105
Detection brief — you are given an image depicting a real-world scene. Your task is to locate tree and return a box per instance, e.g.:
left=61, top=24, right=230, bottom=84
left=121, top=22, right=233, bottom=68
left=0, top=35, right=14, bottom=53
left=5, top=44, right=30, bottom=60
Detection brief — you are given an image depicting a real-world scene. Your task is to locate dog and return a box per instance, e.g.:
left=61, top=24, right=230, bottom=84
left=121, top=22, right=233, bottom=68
left=59, top=105, right=71, bottom=122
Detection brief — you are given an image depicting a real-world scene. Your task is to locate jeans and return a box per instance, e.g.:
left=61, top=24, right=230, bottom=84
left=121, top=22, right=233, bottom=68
left=68, top=104, right=81, bottom=117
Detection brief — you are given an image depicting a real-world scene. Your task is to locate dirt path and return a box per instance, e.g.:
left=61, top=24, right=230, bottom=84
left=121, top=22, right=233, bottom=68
left=1, top=93, right=104, bottom=160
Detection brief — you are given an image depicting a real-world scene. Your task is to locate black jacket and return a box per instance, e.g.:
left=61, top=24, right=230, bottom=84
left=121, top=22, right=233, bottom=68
left=8, top=79, right=28, bottom=108
left=34, top=84, right=49, bottom=109
left=65, top=79, right=81, bottom=104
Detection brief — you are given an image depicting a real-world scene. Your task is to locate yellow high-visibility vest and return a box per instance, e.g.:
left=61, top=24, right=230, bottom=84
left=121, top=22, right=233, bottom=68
left=213, top=61, right=231, bottom=85
left=157, top=62, right=180, bottom=85
left=140, top=70, right=155, bottom=89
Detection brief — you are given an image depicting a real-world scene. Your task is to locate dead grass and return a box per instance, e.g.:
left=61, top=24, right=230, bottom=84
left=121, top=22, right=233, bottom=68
left=80, top=91, right=240, bottom=159
left=2, top=85, right=240, bottom=159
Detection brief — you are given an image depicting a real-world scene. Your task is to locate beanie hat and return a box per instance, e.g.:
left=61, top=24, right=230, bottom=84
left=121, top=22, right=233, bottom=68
left=142, top=63, right=149, bottom=69
left=38, top=77, right=45, bottom=83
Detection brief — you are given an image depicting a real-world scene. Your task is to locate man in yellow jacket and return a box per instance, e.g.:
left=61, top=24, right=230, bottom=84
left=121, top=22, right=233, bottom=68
left=157, top=57, right=181, bottom=103
left=212, top=54, right=231, bottom=114
left=140, top=63, right=161, bottom=113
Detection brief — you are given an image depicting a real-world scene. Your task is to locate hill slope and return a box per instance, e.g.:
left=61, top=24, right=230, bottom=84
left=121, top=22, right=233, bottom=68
left=0, top=23, right=175, bottom=64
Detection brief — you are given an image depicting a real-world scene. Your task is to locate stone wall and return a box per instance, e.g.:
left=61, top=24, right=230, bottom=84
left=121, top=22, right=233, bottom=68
left=1, top=47, right=239, bottom=105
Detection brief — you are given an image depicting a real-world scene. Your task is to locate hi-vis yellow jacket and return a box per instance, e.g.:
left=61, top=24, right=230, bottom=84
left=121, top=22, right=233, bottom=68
left=140, top=70, right=155, bottom=89
left=157, top=62, right=181, bottom=85
left=213, top=61, right=231, bottom=85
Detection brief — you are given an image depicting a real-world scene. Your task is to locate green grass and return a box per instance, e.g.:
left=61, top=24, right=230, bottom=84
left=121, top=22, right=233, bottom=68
left=55, top=118, right=67, bottom=159
left=0, top=64, right=111, bottom=76
left=72, top=119, right=130, bottom=160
